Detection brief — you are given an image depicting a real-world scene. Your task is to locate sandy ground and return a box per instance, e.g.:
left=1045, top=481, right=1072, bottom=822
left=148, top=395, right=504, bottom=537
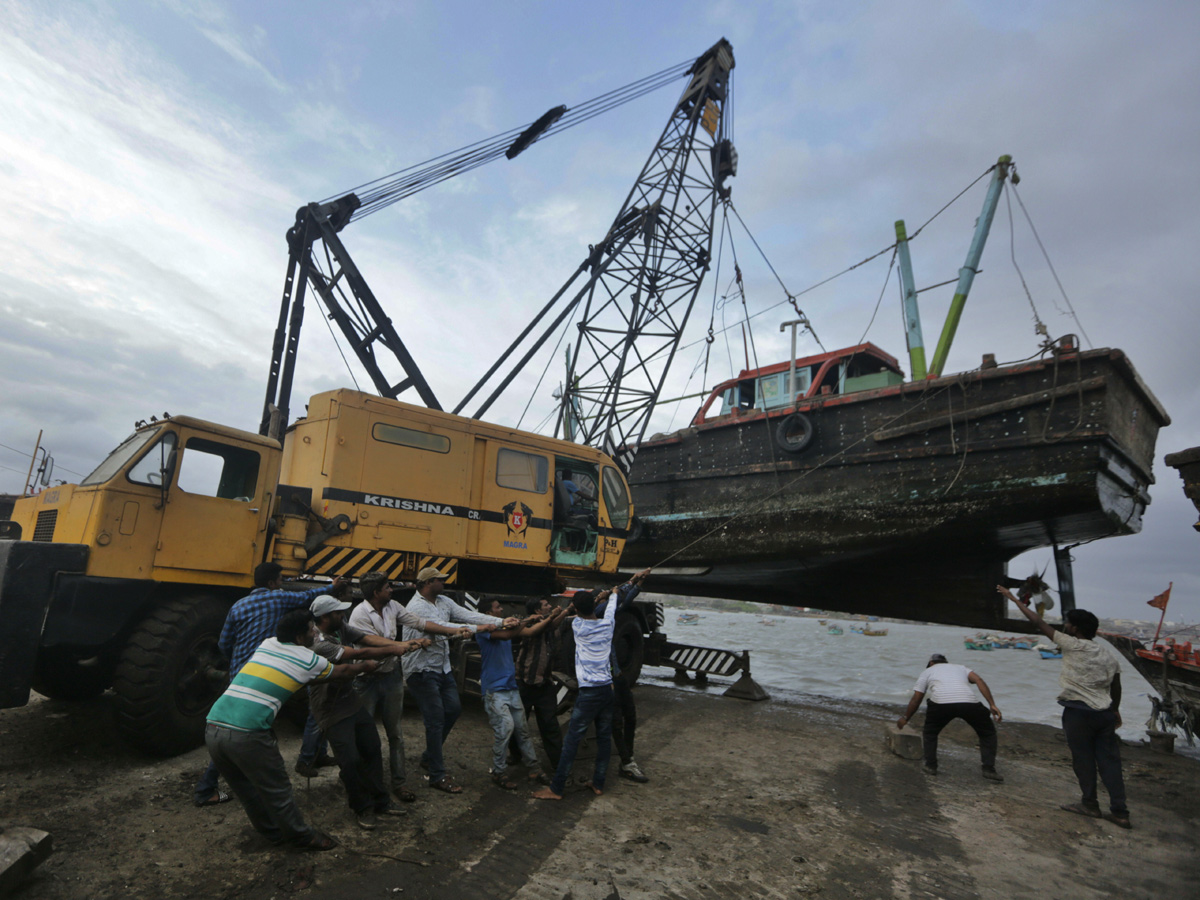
left=1, top=683, right=1197, bottom=900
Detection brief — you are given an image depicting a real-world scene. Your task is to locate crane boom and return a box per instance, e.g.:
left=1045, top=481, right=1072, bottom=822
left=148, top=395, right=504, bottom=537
left=457, top=39, right=736, bottom=471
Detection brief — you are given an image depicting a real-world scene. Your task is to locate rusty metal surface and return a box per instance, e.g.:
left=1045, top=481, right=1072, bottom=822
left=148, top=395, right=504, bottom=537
left=621, top=349, right=1167, bottom=629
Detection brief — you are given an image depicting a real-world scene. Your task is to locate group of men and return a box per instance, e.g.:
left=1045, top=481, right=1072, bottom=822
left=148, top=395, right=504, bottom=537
left=897, top=586, right=1130, bottom=829
left=197, top=561, right=652, bottom=850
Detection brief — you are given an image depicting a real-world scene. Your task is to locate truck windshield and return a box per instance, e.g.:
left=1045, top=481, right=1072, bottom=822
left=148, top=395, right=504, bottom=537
left=80, top=428, right=161, bottom=486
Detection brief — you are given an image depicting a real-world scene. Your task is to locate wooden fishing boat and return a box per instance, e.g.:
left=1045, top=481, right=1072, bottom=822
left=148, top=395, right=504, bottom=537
left=676, top=612, right=701, bottom=625
left=964, top=640, right=994, bottom=651
left=862, top=628, right=888, bottom=636
left=827, top=624, right=843, bottom=635
left=621, top=159, right=1168, bottom=631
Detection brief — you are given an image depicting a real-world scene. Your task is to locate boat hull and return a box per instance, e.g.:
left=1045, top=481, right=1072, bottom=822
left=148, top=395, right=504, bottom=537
left=1101, top=633, right=1200, bottom=713
left=623, top=349, right=1168, bottom=628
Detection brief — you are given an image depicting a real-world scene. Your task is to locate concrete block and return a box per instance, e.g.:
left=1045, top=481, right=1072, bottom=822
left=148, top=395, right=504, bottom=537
left=0, top=825, right=53, bottom=894
left=884, top=725, right=923, bottom=760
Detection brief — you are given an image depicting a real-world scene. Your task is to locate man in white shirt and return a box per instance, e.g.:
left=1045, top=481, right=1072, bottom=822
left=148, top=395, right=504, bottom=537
left=401, top=566, right=517, bottom=794
left=533, top=585, right=621, bottom=800
left=348, top=571, right=472, bottom=802
left=897, top=653, right=1004, bottom=781
left=1000, top=585, right=1129, bottom=828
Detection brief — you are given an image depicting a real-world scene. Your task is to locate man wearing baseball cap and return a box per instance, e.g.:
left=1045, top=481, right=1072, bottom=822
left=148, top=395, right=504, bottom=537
left=897, top=652, right=1004, bottom=782
left=401, top=567, right=518, bottom=794
left=309, top=594, right=429, bottom=829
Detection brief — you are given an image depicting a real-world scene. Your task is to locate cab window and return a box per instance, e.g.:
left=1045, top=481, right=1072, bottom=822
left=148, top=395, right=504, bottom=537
left=496, top=448, right=548, bottom=494
left=82, top=428, right=160, bottom=486
left=373, top=422, right=450, bottom=453
left=127, top=432, right=178, bottom=487
left=176, top=438, right=260, bottom=501
left=601, top=467, right=630, bottom=530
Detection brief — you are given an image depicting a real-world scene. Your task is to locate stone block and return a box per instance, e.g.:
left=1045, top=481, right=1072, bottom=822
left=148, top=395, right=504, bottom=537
left=0, top=825, right=53, bottom=894
left=884, top=724, right=923, bottom=760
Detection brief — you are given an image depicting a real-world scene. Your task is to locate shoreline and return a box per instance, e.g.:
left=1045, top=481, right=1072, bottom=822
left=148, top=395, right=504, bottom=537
left=3, top=682, right=1197, bottom=899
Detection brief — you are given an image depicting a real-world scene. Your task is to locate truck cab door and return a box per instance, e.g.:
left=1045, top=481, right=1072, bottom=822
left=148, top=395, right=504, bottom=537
left=153, top=430, right=278, bottom=579
left=551, top=459, right=599, bottom=568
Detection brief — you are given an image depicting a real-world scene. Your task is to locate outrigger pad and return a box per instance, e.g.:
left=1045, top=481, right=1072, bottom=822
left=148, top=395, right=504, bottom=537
left=723, top=672, right=770, bottom=702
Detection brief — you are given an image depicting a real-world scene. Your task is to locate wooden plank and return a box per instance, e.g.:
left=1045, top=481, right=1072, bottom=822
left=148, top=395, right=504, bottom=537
left=872, top=377, right=1105, bottom=442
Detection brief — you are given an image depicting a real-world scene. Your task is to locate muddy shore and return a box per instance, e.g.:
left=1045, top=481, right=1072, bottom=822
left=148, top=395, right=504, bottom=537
left=2, top=683, right=1197, bottom=899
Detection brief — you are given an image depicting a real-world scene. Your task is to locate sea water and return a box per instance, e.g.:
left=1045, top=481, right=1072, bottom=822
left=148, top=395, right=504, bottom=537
left=644, top=610, right=1198, bottom=759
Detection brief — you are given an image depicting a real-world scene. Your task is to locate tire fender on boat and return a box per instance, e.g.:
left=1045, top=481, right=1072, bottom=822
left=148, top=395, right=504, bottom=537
left=774, top=412, right=814, bottom=453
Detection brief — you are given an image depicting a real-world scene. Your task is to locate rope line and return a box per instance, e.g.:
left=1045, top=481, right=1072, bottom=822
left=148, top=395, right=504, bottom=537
left=1011, top=183, right=1093, bottom=349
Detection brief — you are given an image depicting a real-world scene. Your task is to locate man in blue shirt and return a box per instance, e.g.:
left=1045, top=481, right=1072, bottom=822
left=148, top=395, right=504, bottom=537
left=193, top=562, right=346, bottom=807
left=475, top=598, right=556, bottom=789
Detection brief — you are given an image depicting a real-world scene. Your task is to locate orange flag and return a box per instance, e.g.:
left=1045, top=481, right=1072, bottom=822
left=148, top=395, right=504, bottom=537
left=1147, top=583, right=1172, bottom=611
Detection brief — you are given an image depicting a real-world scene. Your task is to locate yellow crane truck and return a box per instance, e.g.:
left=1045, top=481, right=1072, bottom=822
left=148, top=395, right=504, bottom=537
left=0, top=38, right=737, bottom=754
left=0, top=389, right=632, bottom=755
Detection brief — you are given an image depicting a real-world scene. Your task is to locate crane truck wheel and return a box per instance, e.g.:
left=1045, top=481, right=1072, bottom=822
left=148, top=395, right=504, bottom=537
left=30, top=648, right=114, bottom=701
left=111, top=597, right=230, bottom=757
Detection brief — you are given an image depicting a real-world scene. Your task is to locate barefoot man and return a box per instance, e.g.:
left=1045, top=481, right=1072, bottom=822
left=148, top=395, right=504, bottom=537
left=533, top=582, right=623, bottom=800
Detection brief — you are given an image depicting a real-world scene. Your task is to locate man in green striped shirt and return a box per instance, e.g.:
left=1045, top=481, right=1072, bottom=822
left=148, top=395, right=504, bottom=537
left=205, top=608, right=378, bottom=851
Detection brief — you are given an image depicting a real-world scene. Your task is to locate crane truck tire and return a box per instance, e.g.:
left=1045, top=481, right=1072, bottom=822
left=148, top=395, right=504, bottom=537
left=612, top=610, right=645, bottom=685
left=111, top=597, right=229, bottom=756
left=30, top=648, right=114, bottom=701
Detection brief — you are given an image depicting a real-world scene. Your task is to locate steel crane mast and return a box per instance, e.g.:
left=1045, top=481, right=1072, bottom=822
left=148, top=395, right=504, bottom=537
left=457, top=39, right=736, bottom=472
left=261, top=39, right=736, bottom=466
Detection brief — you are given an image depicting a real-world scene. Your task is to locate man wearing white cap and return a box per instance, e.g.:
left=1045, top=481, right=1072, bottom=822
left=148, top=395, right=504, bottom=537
left=348, top=570, right=474, bottom=802
left=309, top=594, right=428, bottom=829
left=897, top=653, right=1004, bottom=782
left=402, top=566, right=518, bottom=793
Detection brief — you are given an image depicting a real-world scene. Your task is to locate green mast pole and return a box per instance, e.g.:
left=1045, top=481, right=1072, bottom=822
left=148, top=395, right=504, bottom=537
left=927, top=155, right=1013, bottom=377
left=895, top=219, right=926, bottom=380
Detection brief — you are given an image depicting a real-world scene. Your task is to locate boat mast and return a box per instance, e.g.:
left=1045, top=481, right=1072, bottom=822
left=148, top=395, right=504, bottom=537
left=894, top=220, right=926, bottom=380
left=927, top=154, right=1014, bottom=377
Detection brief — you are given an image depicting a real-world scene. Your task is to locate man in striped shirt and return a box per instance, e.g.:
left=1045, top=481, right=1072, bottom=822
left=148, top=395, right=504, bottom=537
left=205, top=608, right=377, bottom=851
left=194, top=562, right=346, bottom=806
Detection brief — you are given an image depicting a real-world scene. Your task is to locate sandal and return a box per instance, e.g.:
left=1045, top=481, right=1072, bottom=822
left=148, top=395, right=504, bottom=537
left=195, top=790, right=232, bottom=807
left=491, top=771, right=518, bottom=791
left=297, top=830, right=337, bottom=852
left=1059, top=803, right=1101, bottom=819
left=394, top=785, right=417, bottom=803
left=1103, top=812, right=1132, bottom=829
left=429, top=777, right=463, bottom=794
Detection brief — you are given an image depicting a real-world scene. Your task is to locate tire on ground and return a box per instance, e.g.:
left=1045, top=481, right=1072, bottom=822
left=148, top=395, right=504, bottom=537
left=111, top=597, right=230, bottom=757
left=30, top=648, right=114, bottom=701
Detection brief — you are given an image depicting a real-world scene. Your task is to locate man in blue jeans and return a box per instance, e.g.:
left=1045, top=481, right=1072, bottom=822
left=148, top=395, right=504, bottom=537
left=533, top=581, right=628, bottom=800
left=474, top=597, right=554, bottom=789
left=401, top=566, right=515, bottom=793
left=348, top=570, right=472, bottom=801
left=1000, top=585, right=1130, bottom=828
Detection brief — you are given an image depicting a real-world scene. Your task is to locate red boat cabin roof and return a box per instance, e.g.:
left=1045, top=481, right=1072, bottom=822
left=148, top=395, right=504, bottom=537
left=692, top=342, right=904, bottom=426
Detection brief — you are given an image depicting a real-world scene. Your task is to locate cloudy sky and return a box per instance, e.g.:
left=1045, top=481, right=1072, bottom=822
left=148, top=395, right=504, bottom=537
left=2, top=0, right=1197, bottom=623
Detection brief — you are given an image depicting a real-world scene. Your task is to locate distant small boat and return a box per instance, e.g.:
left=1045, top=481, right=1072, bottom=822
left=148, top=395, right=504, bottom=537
left=1013, top=641, right=1032, bottom=650
left=862, top=628, right=889, bottom=636
left=818, top=619, right=828, bottom=626
left=677, top=613, right=701, bottom=625
left=964, top=640, right=994, bottom=651
left=850, top=626, right=865, bottom=634
left=760, top=617, right=778, bottom=626
left=1033, top=643, right=1062, bottom=659
left=827, top=624, right=843, bottom=635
